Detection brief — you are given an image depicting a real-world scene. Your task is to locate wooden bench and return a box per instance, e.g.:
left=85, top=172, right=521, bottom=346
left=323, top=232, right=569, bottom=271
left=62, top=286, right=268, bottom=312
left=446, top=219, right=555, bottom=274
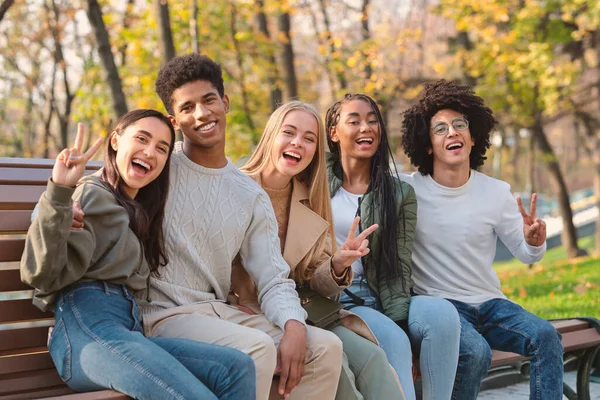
left=2, top=157, right=599, bottom=399
left=484, top=318, right=600, bottom=400
left=0, top=157, right=127, bottom=399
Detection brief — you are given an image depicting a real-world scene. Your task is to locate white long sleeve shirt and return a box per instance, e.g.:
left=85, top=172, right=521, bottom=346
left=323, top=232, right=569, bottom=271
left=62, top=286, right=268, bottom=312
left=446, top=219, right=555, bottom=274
left=402, top=170, right=546, bottom=306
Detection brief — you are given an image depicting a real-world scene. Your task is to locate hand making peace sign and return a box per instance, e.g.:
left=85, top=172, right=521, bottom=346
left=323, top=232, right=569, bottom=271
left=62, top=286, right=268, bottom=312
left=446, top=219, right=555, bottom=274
left=52, top=123, right=104, bottom=188
left=331, top=216, right=378, bottom=275
left=516, top=193, right=547, bottom=247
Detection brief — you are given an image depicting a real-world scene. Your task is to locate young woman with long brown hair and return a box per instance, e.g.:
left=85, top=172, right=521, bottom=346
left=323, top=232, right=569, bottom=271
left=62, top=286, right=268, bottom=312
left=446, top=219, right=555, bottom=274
left=21, top=109, right=256, bottom=399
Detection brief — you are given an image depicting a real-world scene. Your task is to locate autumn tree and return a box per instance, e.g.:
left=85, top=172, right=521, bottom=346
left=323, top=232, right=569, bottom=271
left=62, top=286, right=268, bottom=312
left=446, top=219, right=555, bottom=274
left=438, top=0, right=587, bottom=258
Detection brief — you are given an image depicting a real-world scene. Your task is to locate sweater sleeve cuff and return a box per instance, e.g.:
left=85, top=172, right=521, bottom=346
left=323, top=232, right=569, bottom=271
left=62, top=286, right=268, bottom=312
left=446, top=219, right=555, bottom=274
left=275, top=307, right=307, bottom=331
left=46, top=179, right=76, bottom=206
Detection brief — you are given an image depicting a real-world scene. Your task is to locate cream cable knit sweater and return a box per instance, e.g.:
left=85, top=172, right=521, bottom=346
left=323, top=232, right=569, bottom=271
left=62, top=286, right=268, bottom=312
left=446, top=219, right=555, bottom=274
left=141, top=142, right=306, bottom=329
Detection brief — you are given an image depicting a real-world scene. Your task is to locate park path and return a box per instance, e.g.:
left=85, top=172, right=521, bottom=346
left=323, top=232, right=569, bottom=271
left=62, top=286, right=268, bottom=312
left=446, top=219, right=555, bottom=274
left=478, top=370, right=600, bottom=399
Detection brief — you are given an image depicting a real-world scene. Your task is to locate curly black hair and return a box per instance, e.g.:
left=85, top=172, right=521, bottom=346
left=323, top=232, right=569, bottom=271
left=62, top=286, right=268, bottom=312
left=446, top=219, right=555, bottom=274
left=401, top=80, right=496, bottom=176
left=155, top=53, right=225, bottom=115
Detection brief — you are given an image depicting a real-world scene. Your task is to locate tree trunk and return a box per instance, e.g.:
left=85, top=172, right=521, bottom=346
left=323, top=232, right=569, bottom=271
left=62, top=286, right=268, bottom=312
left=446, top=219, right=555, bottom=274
left=153, top=0, right=175, bottom=64
left=317, top=0, right=347, bottom=90
left=49, top=0, right=76, bottom=149
left=86, top=0, right=128, bottom=118
left=277, top=4, right=297, bottom=99
left=255, top=0, right=282, bottom=111
left=190, top=0, right=199, bottom=53
left=0, top=0, right=15, bottom=23
left=119, top=0, right=135, bottom=67
left=532, top=113, right=585, bottom=258
left=305, top=4, right=336, bottom=100
left=229, top=1, right=256, bottom=137
left=361, top=0, right=372, bottom=80
left=456, top=31, right=477, bottom=87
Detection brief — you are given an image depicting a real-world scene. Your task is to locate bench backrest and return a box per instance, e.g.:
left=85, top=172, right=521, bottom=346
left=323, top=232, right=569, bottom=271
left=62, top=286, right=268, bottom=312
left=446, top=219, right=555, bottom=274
left=0, top=157, right=102, bottom=398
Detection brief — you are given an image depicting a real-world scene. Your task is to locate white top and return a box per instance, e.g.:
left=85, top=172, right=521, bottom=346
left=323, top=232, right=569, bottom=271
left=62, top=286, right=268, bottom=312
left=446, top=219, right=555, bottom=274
left=402, top=170, right=546, bottom=306
left=142, top=142, right=306, bottom=329
left=331, top=186, right=364, bottom=276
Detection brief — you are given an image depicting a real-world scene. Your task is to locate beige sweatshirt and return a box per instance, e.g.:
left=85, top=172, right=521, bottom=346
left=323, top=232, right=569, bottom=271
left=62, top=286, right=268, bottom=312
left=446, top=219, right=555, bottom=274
left=21, top=175, right=149, bottom=311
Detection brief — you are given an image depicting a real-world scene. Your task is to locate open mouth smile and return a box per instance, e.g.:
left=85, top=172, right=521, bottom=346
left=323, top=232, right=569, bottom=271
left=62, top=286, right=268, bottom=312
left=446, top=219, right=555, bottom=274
left=131, top=158, right=152, bottom=176
left=194, top=121, right=216, bottom=132
left=282, top=150, right=302, bottom=165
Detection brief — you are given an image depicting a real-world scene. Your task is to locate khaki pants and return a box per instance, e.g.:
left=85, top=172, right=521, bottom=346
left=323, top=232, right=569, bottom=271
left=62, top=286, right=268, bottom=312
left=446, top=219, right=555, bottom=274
left=144, top=302, right=343, bottom=400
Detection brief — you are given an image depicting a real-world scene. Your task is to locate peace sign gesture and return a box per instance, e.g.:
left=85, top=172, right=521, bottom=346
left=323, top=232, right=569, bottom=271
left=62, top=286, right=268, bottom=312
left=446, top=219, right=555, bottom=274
left=516, top=193, right=547, bottom=247
left=331, top=216, right=378, bottom=274
left=52, top=123, right=104, bottom=188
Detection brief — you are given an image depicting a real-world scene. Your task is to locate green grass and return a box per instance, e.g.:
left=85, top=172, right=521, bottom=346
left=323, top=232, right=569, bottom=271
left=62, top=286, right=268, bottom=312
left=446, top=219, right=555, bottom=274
left=494, top=234, right=597, bottom=271
left=494, top=255, right=600, bottom=319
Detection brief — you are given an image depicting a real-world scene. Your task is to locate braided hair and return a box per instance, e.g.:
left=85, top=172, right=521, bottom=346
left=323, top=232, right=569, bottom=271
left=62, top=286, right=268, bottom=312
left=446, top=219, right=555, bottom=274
left=326, top=94, right=408, bottom=289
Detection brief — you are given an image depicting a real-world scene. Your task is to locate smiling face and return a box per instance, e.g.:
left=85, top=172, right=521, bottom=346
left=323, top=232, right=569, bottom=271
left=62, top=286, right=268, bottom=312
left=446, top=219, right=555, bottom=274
left=169, top=79, right=229, bottom=151
left=111, top=117, right=173, bottom=199
left=330, top=99, right=380, bottom=160
left=268, top=110, right=319, bottom=181
left=429, top=108, right=475, bottom=172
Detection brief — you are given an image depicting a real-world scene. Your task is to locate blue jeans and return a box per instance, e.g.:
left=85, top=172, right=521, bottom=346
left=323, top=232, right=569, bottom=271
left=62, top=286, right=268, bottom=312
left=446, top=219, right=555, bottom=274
left=448, top=298, right=563, bottom=400
left=341, top=279, right=461, bottom=400
left=50, top=282, right=256, bottom=400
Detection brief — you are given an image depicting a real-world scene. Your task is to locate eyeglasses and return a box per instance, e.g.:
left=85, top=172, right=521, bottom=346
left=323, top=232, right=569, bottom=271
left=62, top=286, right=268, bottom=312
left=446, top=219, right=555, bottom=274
left=431, top=118, right=469, bottom=136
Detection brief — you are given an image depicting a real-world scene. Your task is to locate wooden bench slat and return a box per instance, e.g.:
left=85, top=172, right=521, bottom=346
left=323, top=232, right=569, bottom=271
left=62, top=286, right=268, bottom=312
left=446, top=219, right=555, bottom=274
left=1, top=386, right=75, bottom=400
left=45, top=390, right=130, bottom=399
left=0, top=239, right=25, bottom=263
left=562, top=328, right=600, bottom=352
left=0, top=157, right=102, bottom=169
left=0, top=210, right=32, bottom=234
left=0, top=185, right=45, bottom=210
left=490, top=350, right=528, bottom=368
left=0, top=168, right=101, bottom=186
left=0, top=269, right=30, bottom=292
left=0, top=368, right=66, bottom=395
left=489, top=326, right=600, bottom=369
left=0, top=299, right=53, bottom=324
left=551, top=319, right=591, bottom=333
left=0, top=327, right=49, bottom=351
left=0, top=348, right=55, bottom=374
left=0, top=168, right=54, bottom=186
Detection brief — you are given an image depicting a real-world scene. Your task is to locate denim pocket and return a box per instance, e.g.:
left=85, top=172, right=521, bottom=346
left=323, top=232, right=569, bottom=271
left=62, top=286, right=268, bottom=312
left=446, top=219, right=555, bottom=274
left=48, top=318, right=72, bottom=382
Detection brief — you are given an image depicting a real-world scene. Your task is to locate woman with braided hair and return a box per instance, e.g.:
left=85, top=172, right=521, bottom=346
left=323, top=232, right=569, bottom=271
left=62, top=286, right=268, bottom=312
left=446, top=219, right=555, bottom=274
left=325, top=94, right=461, bottom=400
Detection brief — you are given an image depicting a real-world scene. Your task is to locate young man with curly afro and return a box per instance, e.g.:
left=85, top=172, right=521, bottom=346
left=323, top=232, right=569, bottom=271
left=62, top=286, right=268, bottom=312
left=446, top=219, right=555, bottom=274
left=401, top=80, right=563, bottom=400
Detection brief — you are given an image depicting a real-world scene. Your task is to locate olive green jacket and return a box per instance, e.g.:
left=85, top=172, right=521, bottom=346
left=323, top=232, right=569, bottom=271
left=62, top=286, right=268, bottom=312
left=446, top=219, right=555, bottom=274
left=327, top=155, right=417, bottom=322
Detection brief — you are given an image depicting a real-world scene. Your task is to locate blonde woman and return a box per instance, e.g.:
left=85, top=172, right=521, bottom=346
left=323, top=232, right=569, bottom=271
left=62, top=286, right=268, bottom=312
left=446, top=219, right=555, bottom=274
left=232, top=101, right=405, bottom=400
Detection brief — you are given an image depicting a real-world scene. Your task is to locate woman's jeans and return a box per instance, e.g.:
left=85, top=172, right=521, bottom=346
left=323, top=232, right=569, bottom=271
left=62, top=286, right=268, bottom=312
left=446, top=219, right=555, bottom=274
left=448, top=298, right=563, bottom=400
left=49, top=282, right=256, bottom=400
left=341, top=278, right=460, bottom=400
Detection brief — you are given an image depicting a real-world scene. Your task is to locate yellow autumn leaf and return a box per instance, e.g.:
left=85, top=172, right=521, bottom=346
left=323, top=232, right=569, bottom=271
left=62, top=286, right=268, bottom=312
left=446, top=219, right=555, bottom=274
left=432, top=62, right=447, bottom=74
left=347, top=57, right=358, bottom=68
